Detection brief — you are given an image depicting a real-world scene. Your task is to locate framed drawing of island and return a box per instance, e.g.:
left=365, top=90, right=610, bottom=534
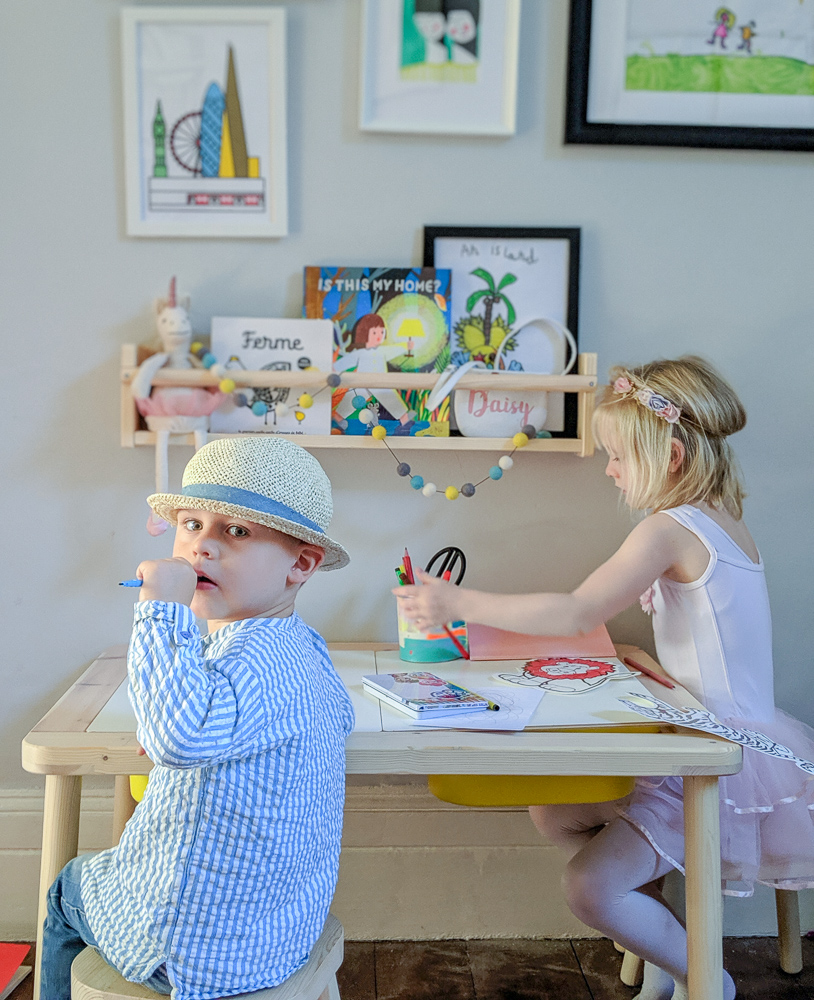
left=360, top=0, right=521, bottom=135
left=566, top=0, right=814, bottom=151
left=424, top=226, right=580, bottom=437
left=121, top=6, right=288, bottom=237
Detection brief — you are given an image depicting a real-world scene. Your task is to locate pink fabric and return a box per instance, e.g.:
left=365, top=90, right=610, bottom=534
left=136, top=387, right=224, bottom=418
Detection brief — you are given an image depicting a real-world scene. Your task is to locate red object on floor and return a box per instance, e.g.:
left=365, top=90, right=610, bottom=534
left=0, top=945, right=30, bottom=994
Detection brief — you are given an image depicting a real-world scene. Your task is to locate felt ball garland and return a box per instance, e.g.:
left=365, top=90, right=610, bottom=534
left=183, top=358, right=538, bottom=499
left=190, top=342, right=339, bottom=422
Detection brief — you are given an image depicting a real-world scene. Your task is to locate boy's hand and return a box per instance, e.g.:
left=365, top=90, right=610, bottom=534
left=135, top=557, right=197, bottom=606
left=392, top=568, right=464, bottom=631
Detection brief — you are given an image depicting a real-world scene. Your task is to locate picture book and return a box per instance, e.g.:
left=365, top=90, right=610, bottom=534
left=303, top=266, right=452, bottom=437
left=208, top=317, right=333, bottom=435
left=465, top=621, right=616, bottom=661
left=362, top=671, right=490, bottom=718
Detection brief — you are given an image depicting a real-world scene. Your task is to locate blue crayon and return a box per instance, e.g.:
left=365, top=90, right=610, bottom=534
left=119, top=578, right=143, bottom=588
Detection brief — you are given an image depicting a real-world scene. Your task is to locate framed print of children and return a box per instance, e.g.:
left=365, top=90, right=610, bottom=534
left=333, top=312, right=416, bottom=429
left=40, top=436, right=353, bottom=1000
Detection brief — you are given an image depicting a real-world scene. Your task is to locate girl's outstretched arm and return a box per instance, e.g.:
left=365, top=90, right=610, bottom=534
left=395, top=513, right=691, bottom=636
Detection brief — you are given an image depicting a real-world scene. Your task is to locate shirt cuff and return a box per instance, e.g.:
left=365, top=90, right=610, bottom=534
left=133, top=601, right=199, bottom=643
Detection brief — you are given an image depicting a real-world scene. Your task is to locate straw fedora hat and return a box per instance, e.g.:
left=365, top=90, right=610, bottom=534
left=147, top=436, right=349, bottom=571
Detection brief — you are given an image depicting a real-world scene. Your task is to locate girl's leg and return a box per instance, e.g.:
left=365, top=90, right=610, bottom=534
left=562, top=817, right=735, bottom=1000
left=40, top=855, right=99, bottom=1000
left=529, top=801, right=619, bottom=860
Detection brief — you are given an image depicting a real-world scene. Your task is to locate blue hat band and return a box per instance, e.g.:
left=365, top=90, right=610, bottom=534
left=180, top=484, right=324, bottom=535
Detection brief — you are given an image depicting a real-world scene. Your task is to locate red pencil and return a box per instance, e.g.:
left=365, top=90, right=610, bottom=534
left=403, top=547, right=415, bottom=584
left=443, top=624, right=470, bottom=660
left=440, top=569, right=470, bottom=658
left=623, top=656, right=675, bottom=690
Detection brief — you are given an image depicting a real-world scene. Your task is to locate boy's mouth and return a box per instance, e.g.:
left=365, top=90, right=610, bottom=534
left=196, top=573, right=218, bottom=590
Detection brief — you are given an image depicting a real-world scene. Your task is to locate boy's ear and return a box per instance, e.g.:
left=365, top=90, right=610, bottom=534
left=289, top=543, right=326, bottom=584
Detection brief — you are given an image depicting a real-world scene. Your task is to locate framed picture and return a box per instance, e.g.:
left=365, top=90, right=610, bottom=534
left=121, top=6, right=288, bottom=238
left=566, top=0, right=814, bottom=151
left=424, top=226, right=580, bottom=436
left=359, top=0, right=521, bottom=135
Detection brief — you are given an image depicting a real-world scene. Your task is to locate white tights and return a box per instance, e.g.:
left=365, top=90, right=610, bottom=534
left=529, top=802, right=736, bottom=1000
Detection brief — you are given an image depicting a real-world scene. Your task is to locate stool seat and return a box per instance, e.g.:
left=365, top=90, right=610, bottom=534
left=71, top=914, right=343, bottom=1000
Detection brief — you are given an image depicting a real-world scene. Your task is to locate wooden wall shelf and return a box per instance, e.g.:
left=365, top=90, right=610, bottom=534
left=121, top=345, right=599, bottom=457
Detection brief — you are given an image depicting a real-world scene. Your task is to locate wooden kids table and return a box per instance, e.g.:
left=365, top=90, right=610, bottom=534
left=22, top=643, right=740, bottom=1000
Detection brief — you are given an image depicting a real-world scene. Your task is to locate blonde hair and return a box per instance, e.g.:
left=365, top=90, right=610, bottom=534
left=593, top=356, right=747, bottom=517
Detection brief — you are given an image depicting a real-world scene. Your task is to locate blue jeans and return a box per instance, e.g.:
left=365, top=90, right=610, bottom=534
left=41, top=854, right=172, bottom=1000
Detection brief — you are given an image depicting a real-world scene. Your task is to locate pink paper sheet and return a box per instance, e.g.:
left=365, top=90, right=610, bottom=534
left=465, top=622, right=616, bottom=661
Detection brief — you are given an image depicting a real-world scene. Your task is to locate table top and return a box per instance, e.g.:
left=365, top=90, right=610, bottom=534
left=22, top=642, right=742, bottom=779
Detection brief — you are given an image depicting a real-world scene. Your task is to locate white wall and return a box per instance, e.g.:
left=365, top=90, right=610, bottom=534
left=2, top=0, right=813, bottom=935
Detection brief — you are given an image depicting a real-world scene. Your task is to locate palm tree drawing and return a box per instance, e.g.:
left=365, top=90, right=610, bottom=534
left=466, top=268, right=517, bottom=347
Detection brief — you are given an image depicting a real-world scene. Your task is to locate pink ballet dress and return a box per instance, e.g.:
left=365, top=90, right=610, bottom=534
left=617, top=505, right=814, bottom=896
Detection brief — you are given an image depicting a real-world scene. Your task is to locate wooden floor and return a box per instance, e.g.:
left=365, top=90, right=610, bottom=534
left=9, top=938, right=814, bottom=1000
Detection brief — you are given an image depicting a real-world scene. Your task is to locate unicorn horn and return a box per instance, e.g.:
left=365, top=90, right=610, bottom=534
left=168, top=276, right=177, bottom=307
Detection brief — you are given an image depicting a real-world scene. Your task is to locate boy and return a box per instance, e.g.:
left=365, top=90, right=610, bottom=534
left=41, top=436, right=354, bottom=1000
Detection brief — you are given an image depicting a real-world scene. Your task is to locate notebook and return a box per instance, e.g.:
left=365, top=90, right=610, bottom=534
left=363, top=671, right=491, bottom=719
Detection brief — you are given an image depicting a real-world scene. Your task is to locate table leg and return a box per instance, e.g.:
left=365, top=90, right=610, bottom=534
left=112, top=776, right=137, bottom=846
left=684, top=775, right=723, bottom=1000
left=33, top=775, right=82, bottom=1000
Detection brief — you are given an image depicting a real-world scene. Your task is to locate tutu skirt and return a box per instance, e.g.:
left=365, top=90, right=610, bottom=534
left=616, top=708, right=814, bottom=896
left=136, top=386, right=224, bottom=418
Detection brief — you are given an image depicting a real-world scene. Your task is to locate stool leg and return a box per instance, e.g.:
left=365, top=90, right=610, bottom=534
left=613, top=940, right=625, bottom=953
left=620, top=951, right=644, bottom=986
left=775, top=888, right=802, bottom=974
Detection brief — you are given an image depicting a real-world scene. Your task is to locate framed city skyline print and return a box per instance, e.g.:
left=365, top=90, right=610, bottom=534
left=566, top=0, right=814, bottom=151
left=121, top=6, right=288, bottom=237
left=360, top=0, right=521, bottom=135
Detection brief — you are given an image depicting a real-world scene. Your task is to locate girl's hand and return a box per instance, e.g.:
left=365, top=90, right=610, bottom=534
left=135, top=557, right=197, bottom=606
left=392, top=568, right=464, bottom=631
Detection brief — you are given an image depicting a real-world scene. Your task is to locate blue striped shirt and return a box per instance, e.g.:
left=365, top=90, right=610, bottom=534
left=79, top=601, right=354, bottom=1000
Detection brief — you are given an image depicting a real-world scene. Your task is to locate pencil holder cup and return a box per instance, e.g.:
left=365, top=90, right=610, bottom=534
left=397, top=607, right=467, bottom=662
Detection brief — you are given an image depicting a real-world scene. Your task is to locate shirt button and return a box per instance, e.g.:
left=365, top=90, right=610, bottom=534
left=179, top=630, right=192, bottom=640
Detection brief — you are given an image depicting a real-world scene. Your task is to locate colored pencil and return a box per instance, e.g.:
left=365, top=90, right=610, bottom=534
left=119, top=579, right=143, bottom=588
left=623, top=656, right=675, bottom=690
left=402, top=548, right=415, bottom=584
left=443, top=625, right=470, bottom=660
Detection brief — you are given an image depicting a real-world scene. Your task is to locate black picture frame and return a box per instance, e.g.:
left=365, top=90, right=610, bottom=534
left=423, top=225, right=581, bottom=439
left=565, top=0, right=814, bottom=152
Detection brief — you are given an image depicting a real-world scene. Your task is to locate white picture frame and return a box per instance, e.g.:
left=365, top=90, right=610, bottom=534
left=121, top=6, right=288, bottom=238
left=360, top=0, right=521, bottom=135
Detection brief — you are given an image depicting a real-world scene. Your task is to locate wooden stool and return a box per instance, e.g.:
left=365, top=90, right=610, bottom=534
left=71, top=914, right=343, bottom=1000
left=620, top=887, right=803, bottom=985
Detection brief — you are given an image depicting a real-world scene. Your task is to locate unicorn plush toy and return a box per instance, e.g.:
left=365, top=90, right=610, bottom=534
left=131, top=277, right=223, bottom=534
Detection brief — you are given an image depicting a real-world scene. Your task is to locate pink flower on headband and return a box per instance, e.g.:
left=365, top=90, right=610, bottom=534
left=639, top=585, right=655, bottom=614
left=636, top=389, right=681, bottom=424
left=613, top=376, right=632, bottom=394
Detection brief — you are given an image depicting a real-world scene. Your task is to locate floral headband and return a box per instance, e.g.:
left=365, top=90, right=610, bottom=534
left=612, top=376, right=681, bottom=424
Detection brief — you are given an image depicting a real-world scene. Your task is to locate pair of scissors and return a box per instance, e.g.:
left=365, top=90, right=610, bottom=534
left=426, top=546, right=466, bottom=585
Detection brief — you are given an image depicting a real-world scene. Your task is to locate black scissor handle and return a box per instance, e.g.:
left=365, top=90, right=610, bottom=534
left=426, top=546, right=467, bottom=585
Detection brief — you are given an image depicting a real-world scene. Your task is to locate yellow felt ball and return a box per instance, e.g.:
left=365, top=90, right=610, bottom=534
left=371, top=425, right=387, bottom=440
left=219, top=378, right=236, bottom=393
left=295, top=410, right=306, bottom=422
left=190, top=341, right=203, bottom=353
left=298, top=393, right=313, bottom=409
left=445, top=486, right=459, bottom=501
left=513, top=432, right=530, bottom=448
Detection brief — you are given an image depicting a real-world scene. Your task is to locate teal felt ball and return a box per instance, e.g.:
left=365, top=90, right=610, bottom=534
left=489, top=466, right=503, bottom=480
left=251, top=401, right=268, bottom=416
left=410, top=475, right=424, bottom=490
left=352, top=395, right=366, bottom=409
left=202, top=353, right=217, bottom=369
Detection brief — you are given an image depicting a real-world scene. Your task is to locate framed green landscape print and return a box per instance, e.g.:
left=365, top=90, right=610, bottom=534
left=566, top=0, right=814, bottom=151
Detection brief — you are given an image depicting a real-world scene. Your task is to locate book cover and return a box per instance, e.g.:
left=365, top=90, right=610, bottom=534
left=466, top=622, right=616, bottom=661
left=303, top=266, right=452, bottom=437
left=208, top=317, right=334, bottom=435
left=363, top=671, right=489, bottom=716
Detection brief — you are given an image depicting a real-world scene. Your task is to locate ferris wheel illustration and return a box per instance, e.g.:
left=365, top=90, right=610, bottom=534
left=170, top=112, right=203, bottom=174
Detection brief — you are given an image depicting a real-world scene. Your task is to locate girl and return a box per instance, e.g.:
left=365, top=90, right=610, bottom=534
left=396, top=356, right=814, bottom=1000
